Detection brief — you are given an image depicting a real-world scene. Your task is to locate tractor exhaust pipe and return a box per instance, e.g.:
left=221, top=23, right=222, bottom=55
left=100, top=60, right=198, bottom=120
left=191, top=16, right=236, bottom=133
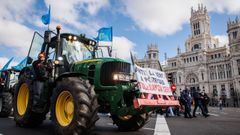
left=55, top=25, right=61, bottom=78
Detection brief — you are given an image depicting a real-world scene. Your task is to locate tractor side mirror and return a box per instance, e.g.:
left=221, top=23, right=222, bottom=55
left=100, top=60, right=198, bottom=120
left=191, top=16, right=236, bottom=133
left=44, top=30, right=51, bottom=44
left=27, top=57, right=33, bottom=64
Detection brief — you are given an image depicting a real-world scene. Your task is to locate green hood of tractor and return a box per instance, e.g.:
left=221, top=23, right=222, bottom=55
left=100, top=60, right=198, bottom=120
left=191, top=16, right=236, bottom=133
left=73, top=57, right=128, bottom=65
left=71, top=57, right=128, bottom=73
left=70, top=57, right=131, bottom=88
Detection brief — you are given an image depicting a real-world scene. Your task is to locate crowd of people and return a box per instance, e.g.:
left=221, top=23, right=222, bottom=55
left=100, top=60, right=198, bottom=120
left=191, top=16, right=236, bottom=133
left=164, top=87, right=211, bottom=118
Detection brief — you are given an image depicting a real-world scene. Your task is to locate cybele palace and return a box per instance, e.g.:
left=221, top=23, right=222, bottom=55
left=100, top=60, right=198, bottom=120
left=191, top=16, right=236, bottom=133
left=136, top=4, right=240, bottom=107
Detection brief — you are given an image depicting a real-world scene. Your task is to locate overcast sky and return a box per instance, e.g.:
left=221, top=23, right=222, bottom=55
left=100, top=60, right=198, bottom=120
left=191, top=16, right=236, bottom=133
left=1, top=0, right=240, bottom=68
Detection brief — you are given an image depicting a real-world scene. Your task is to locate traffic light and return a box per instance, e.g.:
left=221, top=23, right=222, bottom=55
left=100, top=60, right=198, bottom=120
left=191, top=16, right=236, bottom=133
left=171, top=84, right=177, bottom=91
left=167, top=73, right=173, bottom=83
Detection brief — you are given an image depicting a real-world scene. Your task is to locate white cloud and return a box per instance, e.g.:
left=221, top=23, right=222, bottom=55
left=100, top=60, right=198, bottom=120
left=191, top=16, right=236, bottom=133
left=0, top=0, right=109, bottom=58
left=0, top=19, right=33, bottom=55
left=44, top=0, right=109, bottom=35
left=0, top=0, right=35, bottom=56
left=0, top=0, right=35, bottom=23
left=201, top=0, right=240, bottom=14
left=0, top=57, right=18, bottom=69
left=112, top=36, right=135, bottom=60
left=121, top=0, right=240, bottom=36
left=215, top=35, right=229, bottom=47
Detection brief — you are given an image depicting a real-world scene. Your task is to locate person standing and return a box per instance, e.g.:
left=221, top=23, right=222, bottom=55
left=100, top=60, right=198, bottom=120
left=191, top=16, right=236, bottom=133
left=172, top=91, right=180, bottom=116
left=192, top=87, right=209, bottom=117
left=32, top=52, right=52, bottom=108
left=181, top=88, right=192, bottom=118
left=201, top=91, right=210, bottom=114
left=219, top=97, right=223, bottom=111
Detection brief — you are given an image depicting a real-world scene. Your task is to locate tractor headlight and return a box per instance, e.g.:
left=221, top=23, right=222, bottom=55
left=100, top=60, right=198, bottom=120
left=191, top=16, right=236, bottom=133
left=68, top=35, right=72, bottom=40
left=58, top=56, right=63, bottom=61
left=112, top=73, right=130, bottom=82
left=73, top=36, right=77, bottom=41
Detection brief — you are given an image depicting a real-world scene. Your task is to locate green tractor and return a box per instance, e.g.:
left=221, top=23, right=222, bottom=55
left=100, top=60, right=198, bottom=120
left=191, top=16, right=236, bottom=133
left=13, top=26, right=176, bottom=135
left=0, top=69, right=19, bottom=117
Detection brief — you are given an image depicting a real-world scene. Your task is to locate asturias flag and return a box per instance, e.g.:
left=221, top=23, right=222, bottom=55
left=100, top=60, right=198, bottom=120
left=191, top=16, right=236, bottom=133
left=41, top=5, right=51, bottom=25
left=12, top=57, right=27, bottom=71
left=96, top=27, right=112, bottom=42
left=1, top=57, right=14, bottom=71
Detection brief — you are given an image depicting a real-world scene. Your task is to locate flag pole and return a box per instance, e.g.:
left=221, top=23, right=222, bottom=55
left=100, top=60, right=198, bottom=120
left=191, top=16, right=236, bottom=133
left=48, top=5, right=51, bottom=30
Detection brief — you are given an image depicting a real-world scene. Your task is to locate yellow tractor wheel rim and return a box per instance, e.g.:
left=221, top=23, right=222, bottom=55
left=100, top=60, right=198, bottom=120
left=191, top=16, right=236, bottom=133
left=17, top=83, right=29, bottom=116
left=118, top=115, right=132, bottom=121
left=56, top=91, right=74, bottom=127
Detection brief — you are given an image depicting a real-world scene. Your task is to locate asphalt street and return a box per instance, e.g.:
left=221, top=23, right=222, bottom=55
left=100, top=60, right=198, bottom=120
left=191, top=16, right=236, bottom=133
left=0, top=107, right=240, bottom=135
left=166, top=107, right=240, bottom=135
left=0, top=114, right=156, bottom=135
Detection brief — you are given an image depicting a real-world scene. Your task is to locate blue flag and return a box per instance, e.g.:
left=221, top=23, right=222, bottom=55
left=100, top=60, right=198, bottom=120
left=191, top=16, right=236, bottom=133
left=41, top=5, right=51, bottom=25
left=96, top=27, right=112, bottom=42
left=1, top=57, right=14, bottom=71
left=12, top=57, right=27, bottom=71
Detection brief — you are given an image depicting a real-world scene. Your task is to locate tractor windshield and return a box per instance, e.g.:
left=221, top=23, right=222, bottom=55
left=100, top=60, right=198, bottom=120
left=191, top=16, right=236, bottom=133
left=95, top=46, right=111, bottom=58
left=62, top=38, right=92, bottom=64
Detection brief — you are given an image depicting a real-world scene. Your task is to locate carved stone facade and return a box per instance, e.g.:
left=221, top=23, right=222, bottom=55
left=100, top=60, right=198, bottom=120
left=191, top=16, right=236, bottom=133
left=134, top=44, right=162, bottom=71
left=164, top=4, right=240, bottom=107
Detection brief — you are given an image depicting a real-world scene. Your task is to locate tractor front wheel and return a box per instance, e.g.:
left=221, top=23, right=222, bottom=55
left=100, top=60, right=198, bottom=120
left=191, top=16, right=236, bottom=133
left=112, top=113, right=149, bottom=131
left=13, top=78, right=47, bottom=127
left=0, top=92, right=12, bottom=117
left=52, top=77, right=99, bottom=135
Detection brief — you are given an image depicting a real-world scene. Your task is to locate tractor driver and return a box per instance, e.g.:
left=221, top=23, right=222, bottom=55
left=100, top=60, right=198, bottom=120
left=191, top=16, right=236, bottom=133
left=32, top=52, right=52, bottom=109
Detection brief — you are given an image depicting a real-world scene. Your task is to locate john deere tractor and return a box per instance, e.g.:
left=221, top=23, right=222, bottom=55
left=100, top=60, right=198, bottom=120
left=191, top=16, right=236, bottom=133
left=13, top=26, right=169, bottom=135
left=0, top=69, right=19, bottom=117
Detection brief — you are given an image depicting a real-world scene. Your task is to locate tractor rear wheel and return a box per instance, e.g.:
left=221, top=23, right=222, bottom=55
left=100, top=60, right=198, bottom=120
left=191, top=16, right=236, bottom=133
left=112, top=113, right=149, bottom=131
left=13, top=77, right=47, bottom=127
left=0, top=92, right=12, bottom=117
left=52, top=77, right=99, bottom=135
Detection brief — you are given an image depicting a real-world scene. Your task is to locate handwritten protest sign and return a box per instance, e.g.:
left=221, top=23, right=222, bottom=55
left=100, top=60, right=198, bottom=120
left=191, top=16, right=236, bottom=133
left=135, top=65, right=172, bottom=95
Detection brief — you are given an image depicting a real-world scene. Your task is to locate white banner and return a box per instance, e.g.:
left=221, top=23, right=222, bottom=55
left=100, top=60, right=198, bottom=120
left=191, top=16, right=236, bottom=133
left=135, top=65, right=172, bottom=95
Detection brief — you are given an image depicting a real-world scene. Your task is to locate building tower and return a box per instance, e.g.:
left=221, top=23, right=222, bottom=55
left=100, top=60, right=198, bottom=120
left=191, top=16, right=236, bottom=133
left=190, top=4, right=210, bottom=37
left=147, top=44, right=159, bottom=60
left=185, top=4, right=219, bottom=52
left=227, top=16, right=240, bottom=54
left=134, top=44, right=162, bottom=70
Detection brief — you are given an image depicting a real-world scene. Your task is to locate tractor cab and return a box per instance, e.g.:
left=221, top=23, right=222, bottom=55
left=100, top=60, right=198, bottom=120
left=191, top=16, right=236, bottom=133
left=26, top=26, right=96, bottom=80
left=0, top=69, right=19, bottom=94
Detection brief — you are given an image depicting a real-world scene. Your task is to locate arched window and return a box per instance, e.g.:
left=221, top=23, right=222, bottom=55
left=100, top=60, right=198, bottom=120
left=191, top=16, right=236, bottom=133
left=193, top=44, right=201, bottom=50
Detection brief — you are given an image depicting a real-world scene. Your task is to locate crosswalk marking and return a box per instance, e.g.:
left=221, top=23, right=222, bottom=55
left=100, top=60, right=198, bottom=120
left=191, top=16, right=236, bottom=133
left=208, top=113, right=220, bottom=117
left=154, top=115, right=171, bottom=135
left=143, top=127, right=155, bottom=131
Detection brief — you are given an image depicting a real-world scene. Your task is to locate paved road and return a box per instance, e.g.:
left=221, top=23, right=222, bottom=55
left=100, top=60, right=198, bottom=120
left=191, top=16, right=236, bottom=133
left=0, top=107, right=240, bottom=135
left=166, top=107, right=240, bottom=135
left=0, top=114, right=156, bottom=135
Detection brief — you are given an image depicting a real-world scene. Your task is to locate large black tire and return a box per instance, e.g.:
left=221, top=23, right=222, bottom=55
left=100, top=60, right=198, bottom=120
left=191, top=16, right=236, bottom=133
left=52, top=77, right=99, bottom=135
left=112, top=113, right=149, bottom=131
left=13, top=77, right=47, bottom=127
left=0, top=92, right=12, bottom=117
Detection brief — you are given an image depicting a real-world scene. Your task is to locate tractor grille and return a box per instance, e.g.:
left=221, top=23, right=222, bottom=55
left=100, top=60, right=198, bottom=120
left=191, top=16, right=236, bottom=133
left=100, top=62, right=130, bottom=86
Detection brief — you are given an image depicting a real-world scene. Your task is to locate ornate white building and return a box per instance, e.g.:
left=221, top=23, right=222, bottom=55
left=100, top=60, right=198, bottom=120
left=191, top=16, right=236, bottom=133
left=164, top=4, right=240, bottom=107
left=134, top=44, right=162, bottom=71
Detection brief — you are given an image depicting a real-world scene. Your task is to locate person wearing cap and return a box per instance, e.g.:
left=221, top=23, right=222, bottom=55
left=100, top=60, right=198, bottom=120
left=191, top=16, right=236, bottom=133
left=33, top=52, right=48, bottom=80
left=32, top=52, right=52, bottom=109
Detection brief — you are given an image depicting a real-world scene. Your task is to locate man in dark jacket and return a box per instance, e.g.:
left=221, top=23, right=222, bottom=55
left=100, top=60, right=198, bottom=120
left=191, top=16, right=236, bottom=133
left=181, top=88, right=192, bottom=118
left=192, top=87, right=209, bottom=117
left=32, top=52, right=52, bottom=108
left=201, top=91, right=210, bottom=114
left=33, top=52, right=50, bottom=81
